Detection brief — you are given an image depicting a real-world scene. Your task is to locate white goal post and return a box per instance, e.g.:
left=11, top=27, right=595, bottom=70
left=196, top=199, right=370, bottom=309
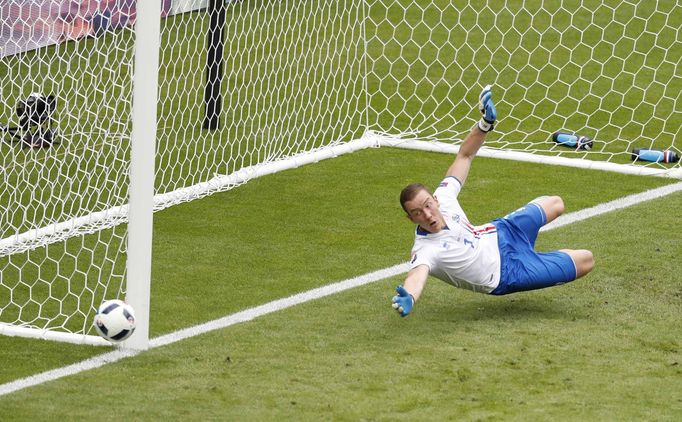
left=0, top=0, right=680, bottom=347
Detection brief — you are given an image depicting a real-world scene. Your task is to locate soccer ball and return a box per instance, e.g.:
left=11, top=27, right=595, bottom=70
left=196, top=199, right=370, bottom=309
left=93, top=299, right=136, bottom=343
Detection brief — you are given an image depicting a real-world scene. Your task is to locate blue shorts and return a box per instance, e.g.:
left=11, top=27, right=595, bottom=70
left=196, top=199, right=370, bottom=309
left=490, top=202, right=577, bottom=295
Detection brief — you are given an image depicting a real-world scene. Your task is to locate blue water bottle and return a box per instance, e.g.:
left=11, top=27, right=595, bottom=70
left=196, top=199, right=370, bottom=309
left=552, top=132, right=593, bottom=150
left=631, top=148, right=680, bottom=163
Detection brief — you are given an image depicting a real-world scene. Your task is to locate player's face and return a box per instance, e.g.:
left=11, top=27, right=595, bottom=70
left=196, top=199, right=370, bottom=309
left=404, top=189, right=446, bottom=233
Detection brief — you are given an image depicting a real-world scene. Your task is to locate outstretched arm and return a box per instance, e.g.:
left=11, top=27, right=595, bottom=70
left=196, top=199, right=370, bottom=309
left=392, top=265, right=429, bottom=317
left=445, top=85, right=497, bottom=187
left=445, top=126, right=486, bottom=186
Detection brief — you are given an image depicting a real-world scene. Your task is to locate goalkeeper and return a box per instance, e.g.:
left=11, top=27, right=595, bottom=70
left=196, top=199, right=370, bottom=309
left=392, top=85, right=595, bottom=317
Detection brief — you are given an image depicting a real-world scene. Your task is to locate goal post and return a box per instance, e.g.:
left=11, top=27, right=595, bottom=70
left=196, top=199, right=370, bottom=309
left=125, top=0, right=163, bottom=351
left=0, top=0, right=680, bottom=347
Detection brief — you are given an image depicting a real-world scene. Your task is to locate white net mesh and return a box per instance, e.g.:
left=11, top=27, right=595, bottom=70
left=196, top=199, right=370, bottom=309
left=154, top=0, right=365, bottom=203
left=364, top=0, right=681, bottom=170
left=0, top=0, right=680, bottom=342
left=1, top=0, right=135, bottom=339
left=0, top=0, right=367, bottom=341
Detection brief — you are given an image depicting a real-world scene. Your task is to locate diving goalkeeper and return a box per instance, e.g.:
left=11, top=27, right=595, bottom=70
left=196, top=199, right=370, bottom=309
left=392, top=85, right=595, bottom=317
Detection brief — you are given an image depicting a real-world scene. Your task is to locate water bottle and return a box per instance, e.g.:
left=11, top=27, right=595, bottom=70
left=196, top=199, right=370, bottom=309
left=552, top=132, right=593, bottom=150
left=631, top=148, right=680, bottom=163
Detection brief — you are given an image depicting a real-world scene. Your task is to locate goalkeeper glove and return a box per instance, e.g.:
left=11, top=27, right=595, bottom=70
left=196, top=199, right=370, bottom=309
left=392, top=285, right=415, bottom=317
left=477, top=84, right=496, bottom=133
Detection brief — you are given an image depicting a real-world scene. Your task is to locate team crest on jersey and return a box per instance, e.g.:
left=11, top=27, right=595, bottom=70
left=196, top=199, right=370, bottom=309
left=438, top=181, right=448, bottom=187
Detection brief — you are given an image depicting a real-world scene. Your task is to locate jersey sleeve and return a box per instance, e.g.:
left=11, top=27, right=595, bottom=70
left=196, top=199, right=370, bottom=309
left=409, top=242, right=438, bottom=272
left=433, top=176, right=465, bottom=216
left=433, top=176, right=462, bottom=202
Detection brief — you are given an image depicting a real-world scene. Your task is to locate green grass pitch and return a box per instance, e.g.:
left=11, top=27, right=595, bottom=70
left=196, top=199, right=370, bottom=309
left=1, top=149, right=681, bottom=420
left=0, top=0, right=681, bottom=419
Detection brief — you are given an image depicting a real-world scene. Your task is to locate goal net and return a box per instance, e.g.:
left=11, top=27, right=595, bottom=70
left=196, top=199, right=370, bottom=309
left=0, top=0, right=679, bottom=346
left=364, top=0, right=681, bottom=177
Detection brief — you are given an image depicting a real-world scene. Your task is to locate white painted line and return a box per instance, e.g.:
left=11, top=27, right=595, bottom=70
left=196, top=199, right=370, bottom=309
left=541, top=180, right=682, bottom=231
left=149, top=263, right=411, bottom=348
left=0, top=349, right=140, bottom=396
left=0, top=263, right=409, bottom=396
left=2, top=180, right=682, bottom=396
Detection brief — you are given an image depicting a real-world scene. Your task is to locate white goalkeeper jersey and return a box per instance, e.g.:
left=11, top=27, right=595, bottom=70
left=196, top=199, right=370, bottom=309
left=409, top=176, right=501, bottom=293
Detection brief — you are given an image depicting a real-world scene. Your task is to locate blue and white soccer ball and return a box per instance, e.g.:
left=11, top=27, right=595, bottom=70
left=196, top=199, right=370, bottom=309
left=93, top=299, right=136, bottom=343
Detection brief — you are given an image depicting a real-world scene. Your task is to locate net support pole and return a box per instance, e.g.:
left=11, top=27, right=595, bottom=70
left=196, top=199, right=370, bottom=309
left=126, top=0, right=162, bottom=351
left=203, top=0, right=226, bottom=130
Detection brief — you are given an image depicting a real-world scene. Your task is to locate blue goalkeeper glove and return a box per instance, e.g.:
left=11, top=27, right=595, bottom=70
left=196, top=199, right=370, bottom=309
left=392, top=285, right=415, bottom=317
left=477, top=84, right=496, bottom=133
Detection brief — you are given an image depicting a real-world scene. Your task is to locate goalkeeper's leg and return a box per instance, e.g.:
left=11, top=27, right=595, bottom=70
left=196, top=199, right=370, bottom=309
left=529, top=195, right=564, bottom=224
left=499, top=195, right=564, bottom=247
left=560, top=249, right=595, bottom=278
left=528, top=196, right=594, bottom=277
